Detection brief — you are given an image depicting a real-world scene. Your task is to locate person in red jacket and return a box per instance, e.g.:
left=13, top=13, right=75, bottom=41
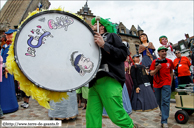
left=173, top=50, right=192, bottom=84
left=150, top=46, right=174, bottom=128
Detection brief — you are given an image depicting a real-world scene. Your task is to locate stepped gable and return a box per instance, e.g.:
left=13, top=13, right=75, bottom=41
left=77, top=1, right=95, bottom=16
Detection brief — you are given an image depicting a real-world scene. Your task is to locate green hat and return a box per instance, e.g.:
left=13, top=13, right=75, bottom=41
left=159, top=35, right=168, bottom=41
left=157, top=46, right=168, bottom=52
left=91, top=17, right=117, bottom=34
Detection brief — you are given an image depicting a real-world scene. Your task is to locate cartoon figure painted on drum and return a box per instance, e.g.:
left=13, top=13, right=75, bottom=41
left=25, top=25, right=53, bottom=57
left=70, top=51, right=94, bottom=76
left=48, top=16, right=74, bottom=31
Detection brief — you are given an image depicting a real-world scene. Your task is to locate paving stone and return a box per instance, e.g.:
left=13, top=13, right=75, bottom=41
left=140, top=118, right=148, bottom=121
left=82, top=122, right=86, bottom=126
left=68, top=121, right=76, bottom=125
left=172, top=125, right=182, bottom=128
left=1, top=99, right=194, bottom=128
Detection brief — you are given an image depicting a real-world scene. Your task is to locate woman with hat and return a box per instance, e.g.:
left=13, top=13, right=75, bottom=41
left=130, top=54, right=158, bottom=111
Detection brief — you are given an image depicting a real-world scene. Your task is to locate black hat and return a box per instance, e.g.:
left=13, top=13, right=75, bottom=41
left=132, top=54, right=140, bottom=59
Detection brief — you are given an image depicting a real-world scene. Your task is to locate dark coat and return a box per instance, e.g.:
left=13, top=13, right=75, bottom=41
left=130, top=64, right=150, bottom=89
left=89, top=33, right=128, bottom=88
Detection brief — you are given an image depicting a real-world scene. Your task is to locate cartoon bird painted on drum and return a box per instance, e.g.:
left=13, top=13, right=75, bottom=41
left=26, top=26, right=53, bottom=57
left=70, top=51, right=94, bottom=76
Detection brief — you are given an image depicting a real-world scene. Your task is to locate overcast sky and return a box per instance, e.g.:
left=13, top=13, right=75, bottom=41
left=1, top=0, right=193, bottom=49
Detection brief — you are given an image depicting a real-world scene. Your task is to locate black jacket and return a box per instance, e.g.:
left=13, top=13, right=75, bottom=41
left=131, top=64, right=150, bottom=89
left=89, top=33, right=128, bottom=88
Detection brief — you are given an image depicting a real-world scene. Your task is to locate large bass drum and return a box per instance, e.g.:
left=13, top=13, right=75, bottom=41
left=14, top=10, right=101, bottom=92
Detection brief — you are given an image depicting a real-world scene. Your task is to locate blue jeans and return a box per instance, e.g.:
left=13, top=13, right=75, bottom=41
left=0, top=105, right=3, bottom=117
left=154, top=85, right=171, bottom=124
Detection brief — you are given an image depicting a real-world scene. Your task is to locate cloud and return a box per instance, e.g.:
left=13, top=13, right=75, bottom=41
left=46, top=1, right=194, bottom=49
left=1, top=0, right=193, bottom=50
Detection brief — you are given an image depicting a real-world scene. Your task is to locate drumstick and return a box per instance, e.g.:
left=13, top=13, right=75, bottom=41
left=95, top=16, right=101, bottom=33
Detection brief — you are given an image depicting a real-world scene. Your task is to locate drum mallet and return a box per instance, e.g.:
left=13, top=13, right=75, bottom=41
left=95, top=16, right=101, bottom=33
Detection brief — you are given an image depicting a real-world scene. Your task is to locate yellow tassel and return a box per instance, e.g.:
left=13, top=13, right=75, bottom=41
left=5, top=7, right=85, bottom=109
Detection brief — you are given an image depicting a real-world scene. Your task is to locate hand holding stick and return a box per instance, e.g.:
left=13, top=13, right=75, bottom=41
left=95, top=16, right=101, bottom=33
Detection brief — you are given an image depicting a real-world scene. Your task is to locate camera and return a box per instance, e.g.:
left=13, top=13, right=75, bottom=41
left=155, top=59, right=167, bottom=66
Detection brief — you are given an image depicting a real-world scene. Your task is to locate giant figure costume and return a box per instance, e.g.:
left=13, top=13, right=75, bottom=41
left=138, top=33, right=157, bottom=68
left=86, top=17, right=134, bottom=128
left=159, top=35, right=176, bottom=61
left=0, top=29, right=18, bottom=113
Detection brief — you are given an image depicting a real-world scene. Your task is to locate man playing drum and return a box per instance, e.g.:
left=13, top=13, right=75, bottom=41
left=86, top=17, right=135, bottom=128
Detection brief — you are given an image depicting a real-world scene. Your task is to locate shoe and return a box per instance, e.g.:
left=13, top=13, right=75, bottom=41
left=102, top=115, right=109, bottom=118
left=161, top=123, right=168, bottom=128
left=78, top=105, right=83, bottom=108
left=0, top=116, right=5, bottom=119
left=21, top=102, right=26, bottom=107
left=82, top=107, right=86, bottom=110
left=23, top=103, right=29, bottom=108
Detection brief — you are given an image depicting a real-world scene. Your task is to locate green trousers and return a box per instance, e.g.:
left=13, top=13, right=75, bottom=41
left=86, top=76, right=134, bottom=128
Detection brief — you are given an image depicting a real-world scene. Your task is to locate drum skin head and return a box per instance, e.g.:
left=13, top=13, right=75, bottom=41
left=14, top=10, right=101, bottom=92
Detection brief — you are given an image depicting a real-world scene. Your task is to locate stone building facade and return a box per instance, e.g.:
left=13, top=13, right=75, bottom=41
left=77, top=2, right=144, bottom=56
left=0, top=0, right=50, bottom=35
left=172, top=34, right=194, bottom=56
left=117, top=23, right=144, bottom=56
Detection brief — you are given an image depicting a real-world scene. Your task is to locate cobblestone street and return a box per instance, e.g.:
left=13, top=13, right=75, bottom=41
left=0, top=99, right=194, bottom=128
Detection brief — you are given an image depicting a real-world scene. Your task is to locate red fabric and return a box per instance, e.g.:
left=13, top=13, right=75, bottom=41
left=169, top=45, right=173, bottom=51
left=128, top=55, right=134, bottom=65
left=150, top=58, right=173, bottom=88
left=124, top=61, right=129, bottom=68
left=125, top=73, right=133, bottom=99
left=173, top=56, right=191, bottom=77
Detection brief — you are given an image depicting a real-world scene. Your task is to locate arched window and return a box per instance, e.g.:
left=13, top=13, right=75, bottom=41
left=121, top=29, right=125, bottom=34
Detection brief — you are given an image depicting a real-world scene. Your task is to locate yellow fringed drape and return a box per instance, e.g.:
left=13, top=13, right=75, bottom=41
left=6, top=7, right=84, bottom=109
